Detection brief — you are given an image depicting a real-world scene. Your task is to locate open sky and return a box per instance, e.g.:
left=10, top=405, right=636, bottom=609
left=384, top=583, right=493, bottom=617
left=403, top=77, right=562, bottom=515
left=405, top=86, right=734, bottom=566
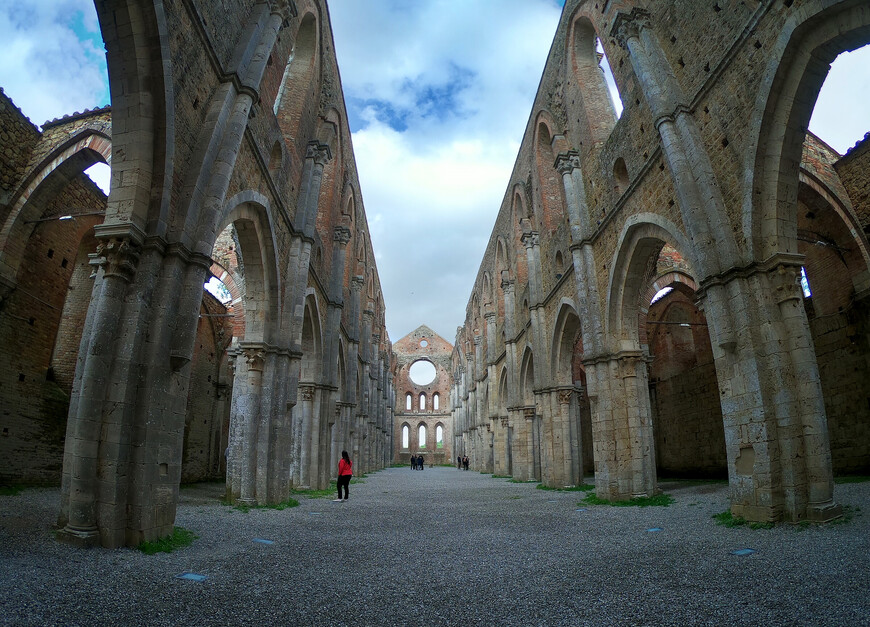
left=0, top=1, right=867, bottom=344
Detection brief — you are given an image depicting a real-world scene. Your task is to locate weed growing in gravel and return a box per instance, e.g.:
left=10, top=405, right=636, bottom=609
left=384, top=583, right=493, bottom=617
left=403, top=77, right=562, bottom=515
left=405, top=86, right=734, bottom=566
left=137, top=527, right=198, bottom=554
left=290, top=482, right=338, bottom=499
left=220, top=498, right=300, bottom=512
left=712, top=511, right=774, bottom=529
left=536, top=483, right=594, bottom=492
left=508, top=478, right=538, bottom=483
left=509, top=496, right=522, bottom=499
left=491, top=474, right=511, bottom=479
left=581, top=493, right=675, bottom=507
left=0, top=485, right=25, bottom=496
left=830, top=505, right=861, bottom=525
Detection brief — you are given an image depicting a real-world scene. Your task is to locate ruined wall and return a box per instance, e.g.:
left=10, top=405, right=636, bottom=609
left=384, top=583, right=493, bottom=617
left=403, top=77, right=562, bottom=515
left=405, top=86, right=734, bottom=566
left=648, top=291, right=726, bottom=478
left=392, top=325, right=453, bottom=466
left=0, top=176, right=104, bottom=484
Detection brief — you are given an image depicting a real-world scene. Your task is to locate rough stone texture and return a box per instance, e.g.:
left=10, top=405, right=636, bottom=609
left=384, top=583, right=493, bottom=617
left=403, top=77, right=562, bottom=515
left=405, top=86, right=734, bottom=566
left=2, top=471, right=869, bottom=626
left=452, top=0, right=870, bottom=525
left=392, top=325, right=453, bottom=466
left=0, top=0, right=392, bottom=548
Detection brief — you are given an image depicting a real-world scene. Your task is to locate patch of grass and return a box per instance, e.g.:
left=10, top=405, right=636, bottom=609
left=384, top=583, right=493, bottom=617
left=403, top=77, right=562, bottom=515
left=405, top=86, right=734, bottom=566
left=581, top=492, right=675, bottom=507
left=137, top=526, right=198, bottom=554
left=491, top=474, right=511, bottom=479
left=508, top=478, right=538, bottom=484
left=536, top=483, right=594, bottom=492
left=0, top=485, right=25, bottom=496
left=290, top=482, right=338, bottom=499
left=712, top=511, right=774, bottom=529
left=509, top=495, right=522, bottom=500
left=220, top=498, right=300, bottom=513
left=834, top=475, right=870, bottom=484
left=830, top=504, right=861, bottom=525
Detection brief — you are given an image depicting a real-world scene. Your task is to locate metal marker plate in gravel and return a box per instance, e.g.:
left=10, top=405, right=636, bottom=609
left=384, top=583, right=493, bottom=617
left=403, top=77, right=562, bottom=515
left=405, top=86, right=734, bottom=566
left=575, top=508, right=587, bottom=512
left=252, top=538, right=274, bottom=545
left=647, top=528, right=663, bottom=532
left=731, top=548, right=756, bottom=556
left=175, top=573, right=207, bottom=581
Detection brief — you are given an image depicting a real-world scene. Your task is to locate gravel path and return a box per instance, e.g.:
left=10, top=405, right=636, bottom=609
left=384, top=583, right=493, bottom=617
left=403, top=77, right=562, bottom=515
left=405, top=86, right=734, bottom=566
left=1, top=468, right=868, bottom=626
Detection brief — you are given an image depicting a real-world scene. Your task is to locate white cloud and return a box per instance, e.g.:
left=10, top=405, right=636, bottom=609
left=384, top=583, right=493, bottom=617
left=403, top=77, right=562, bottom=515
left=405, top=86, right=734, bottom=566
left=0, top=1, right=107, bottom=127
left=330, top=0, right=564, bottom=341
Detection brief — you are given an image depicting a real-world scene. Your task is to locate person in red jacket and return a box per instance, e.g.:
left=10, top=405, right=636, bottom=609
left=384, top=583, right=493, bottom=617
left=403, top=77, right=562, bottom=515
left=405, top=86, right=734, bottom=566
left=334, top=450, right=353, bottom=502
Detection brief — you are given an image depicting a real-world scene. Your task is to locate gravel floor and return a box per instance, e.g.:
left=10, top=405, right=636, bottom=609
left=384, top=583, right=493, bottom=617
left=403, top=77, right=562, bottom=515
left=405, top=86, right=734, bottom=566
left=1, top=468, right=868, bottom=626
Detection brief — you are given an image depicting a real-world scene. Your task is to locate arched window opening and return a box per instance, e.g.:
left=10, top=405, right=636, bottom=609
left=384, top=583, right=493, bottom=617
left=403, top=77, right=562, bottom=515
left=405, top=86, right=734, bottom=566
left=436, top=425, right=444, bottom=448
left=800, top=266, right=812, bottom=298
left=418, top=425, right=427, bottom=449
left=405, top=393, right=412, bottom=411
left=274, top=14, right=318, bottom=142
left=433, top=393, right=440, bottom=411
left=596, top=38, right=623, bottom=118
left=419, top=393, right=426, bottom=411
left=401, top=425, right=409, bottom=449
left=571, top=17, right=621, bottom=145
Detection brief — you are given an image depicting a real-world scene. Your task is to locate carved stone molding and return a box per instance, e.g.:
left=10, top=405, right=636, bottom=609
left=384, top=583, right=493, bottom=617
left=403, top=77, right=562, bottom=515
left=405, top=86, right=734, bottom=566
left=555, top=151, right=581, bottom=175
left=558, top=390, right=573, bottom=405
left=521, top=231, right=540, bottom=249
left=244, top=348, right=265, bottom=372
left=333, top=226, right=352, bottom=245
left=610, top=8, right=651, bottom=47
left=770, top=263, right=802, bottom=305
left=299, top=385, right=315, bottom=402
left=96, top=237, right=141, bottom=282
left=268, top=0, right=297, bottom=20
left=306, top=141, right=332, bottom=166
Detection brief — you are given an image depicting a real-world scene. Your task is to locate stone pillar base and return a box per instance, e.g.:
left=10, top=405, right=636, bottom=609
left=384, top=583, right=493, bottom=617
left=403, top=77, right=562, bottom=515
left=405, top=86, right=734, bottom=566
left=807, top=501, right=843, bottom=523
left=57, top=525, right=101, bottom=548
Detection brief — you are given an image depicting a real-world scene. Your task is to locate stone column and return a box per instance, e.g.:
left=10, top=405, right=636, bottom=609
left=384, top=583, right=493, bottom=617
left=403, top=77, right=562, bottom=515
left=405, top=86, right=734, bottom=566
left=58, top=237, right=141, bottom=546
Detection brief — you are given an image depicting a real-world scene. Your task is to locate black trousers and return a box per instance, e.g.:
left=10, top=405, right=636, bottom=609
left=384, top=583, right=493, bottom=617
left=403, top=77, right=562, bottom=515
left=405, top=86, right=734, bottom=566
left=337, top=474, right=351, bottom=499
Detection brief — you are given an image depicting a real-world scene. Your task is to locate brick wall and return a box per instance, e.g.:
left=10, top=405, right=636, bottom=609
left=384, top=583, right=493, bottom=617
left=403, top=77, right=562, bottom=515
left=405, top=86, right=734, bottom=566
left=648, top=290, right=727, bottom=477
left=0, top=175, right=104, bottom=484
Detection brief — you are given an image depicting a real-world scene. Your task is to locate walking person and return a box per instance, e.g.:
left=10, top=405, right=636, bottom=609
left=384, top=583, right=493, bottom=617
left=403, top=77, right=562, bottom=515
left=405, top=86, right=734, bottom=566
left=457, top=455, right=462, bottom=470
left=463, top=455, right=469, bottom=471
left=334, top=450, right=352, bottom=502
left=411, top=454, right=417, bottom=471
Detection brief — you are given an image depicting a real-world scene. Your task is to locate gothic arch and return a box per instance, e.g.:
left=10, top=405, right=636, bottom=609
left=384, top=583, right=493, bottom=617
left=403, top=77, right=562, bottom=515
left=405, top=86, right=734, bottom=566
left=744, top=0, right=870, bottom=261
left=568, top=12, right=618, bottom=146
left=534, top=114, right=568, bottom=234
left=0, top=127, right=111, bottom=285
left=606, top=214, right=696, bottom=345
left=95, top=0, right=174, bottom=237
left=275, top=11, right=321, bottom=152
left=216, top=192, right=282, bottom=344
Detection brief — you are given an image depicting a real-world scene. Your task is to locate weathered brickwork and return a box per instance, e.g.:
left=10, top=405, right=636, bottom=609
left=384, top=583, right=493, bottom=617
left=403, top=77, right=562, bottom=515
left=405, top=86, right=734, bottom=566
left=453, top=0, right=870, bottom=524
left=0, top=0, right=392, bottom=548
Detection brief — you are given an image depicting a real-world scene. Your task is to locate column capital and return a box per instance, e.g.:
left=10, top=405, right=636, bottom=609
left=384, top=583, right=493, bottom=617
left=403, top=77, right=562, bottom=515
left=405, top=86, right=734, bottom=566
left=521, top=231, right=540, bottom=249
left=268, top=0, right=297, bottom=20
left=333, top=226, right=352, bottom=245
left=306, top=141, right=332, bottom=166
left=555, top=150, right=581, bottom=175
left=769, top=262, right=803, bottom=305
left=610, top=8, right=650, bottom=47
left=95, top=237, right=141, bottom=282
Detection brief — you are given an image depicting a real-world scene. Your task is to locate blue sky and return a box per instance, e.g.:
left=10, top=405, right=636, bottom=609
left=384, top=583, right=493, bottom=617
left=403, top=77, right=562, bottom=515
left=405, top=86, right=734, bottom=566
left=0, top=1, right=867, bottom=343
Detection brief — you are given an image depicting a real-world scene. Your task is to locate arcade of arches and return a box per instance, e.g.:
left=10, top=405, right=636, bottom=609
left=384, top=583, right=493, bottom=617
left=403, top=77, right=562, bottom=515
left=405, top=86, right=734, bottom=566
left=0, top=0, right=868, bottom=548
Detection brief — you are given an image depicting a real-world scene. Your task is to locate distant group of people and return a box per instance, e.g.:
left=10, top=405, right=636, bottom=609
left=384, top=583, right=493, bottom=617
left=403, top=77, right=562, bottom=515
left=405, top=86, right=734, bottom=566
left=410, top=454, right=426, bottom=470
left=457, top=455, right=469, bottom=470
